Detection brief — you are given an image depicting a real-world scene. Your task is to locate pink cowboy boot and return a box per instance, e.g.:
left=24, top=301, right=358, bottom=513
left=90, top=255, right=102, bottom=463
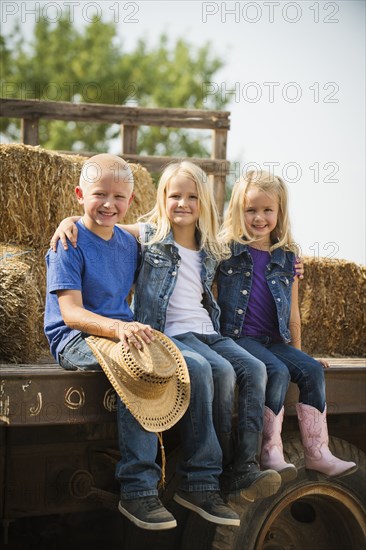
left=296, top=403, right=357, bottom=477
left=260, top=406, right=297, bottom=482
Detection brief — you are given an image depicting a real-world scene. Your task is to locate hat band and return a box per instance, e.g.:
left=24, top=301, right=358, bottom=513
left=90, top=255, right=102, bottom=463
left=114, top=346, right=177, bottom=380
left=108, top=358, right=171, bottom=399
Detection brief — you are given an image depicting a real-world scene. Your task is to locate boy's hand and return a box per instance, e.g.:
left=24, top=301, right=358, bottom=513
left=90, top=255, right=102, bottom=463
left=118, top=321, right=155, bottom=350
left=50, top=217, right=80, bottom=251
left=295, top=257, right=304, bottom=280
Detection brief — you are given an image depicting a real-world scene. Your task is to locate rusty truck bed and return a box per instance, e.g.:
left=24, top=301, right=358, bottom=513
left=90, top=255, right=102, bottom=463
left=1, top=358, right=365, bottom=426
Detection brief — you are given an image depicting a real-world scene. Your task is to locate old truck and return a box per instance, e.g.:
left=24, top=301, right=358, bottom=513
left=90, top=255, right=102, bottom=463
left=0, top=98, right=365, bottom=549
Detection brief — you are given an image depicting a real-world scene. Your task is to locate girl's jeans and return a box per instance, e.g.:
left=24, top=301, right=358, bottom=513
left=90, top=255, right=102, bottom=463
left=236, top=335, right=326, bottom=414
left=173, top=332, right=267, bottom=460
left=58, top=332, right=225, bottom=498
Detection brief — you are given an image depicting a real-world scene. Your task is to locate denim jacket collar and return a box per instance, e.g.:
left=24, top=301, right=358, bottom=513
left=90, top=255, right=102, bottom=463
left=154, top=228, right=176, bottom=247
left=151, top=227, right=206, bottom=251
left=232, top=241, right=286, bottom=267
left=161, top=228, right=212, bottom=265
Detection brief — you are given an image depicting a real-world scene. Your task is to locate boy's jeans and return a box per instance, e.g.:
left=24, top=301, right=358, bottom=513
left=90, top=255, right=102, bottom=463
left=236, top=335, right=326, bottom=414
left=58, top=332, right=225, bottom=498
left=59, top=332, right=102, bottom=371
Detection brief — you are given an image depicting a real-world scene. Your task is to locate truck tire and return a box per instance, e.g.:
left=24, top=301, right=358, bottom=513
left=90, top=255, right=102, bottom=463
left=211, top=435, right=366, bottom=550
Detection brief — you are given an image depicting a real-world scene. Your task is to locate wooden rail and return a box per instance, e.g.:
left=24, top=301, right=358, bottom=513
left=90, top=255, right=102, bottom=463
left=0, top=98, right=231, bottom=212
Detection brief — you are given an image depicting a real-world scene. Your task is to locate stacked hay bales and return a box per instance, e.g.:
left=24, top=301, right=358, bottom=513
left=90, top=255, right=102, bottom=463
left=0, top=144, right=156, bottom=363
left=1, top=144, right=365, bottom=362
left=299, top=257, right=366, bottom=357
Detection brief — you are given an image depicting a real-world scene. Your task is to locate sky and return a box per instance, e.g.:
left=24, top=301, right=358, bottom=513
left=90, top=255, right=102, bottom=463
left=2, top=0, right=365, bottom=265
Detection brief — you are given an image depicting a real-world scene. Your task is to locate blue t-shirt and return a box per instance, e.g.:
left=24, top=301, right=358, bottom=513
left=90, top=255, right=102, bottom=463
left=44, top=221, right=138, bottom=361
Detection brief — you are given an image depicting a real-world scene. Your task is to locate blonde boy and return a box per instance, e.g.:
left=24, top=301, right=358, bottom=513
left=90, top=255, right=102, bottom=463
left=45, top=153, right=153, bottom=357
left=44, top=154, right=177, bottom=530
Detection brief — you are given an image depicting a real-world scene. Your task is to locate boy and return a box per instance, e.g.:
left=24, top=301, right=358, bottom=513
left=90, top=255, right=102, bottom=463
left=45, top=154, right=240, bottom=530
left=44, top=154, right=176, bottom=530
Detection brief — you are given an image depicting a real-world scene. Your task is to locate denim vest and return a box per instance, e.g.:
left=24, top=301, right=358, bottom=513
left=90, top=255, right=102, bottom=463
left=217, top=242, right=295, bottom=343
left=133, top=224, right=221, bottom=333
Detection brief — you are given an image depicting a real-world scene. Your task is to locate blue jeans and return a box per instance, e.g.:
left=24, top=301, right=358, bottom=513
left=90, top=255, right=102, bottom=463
left=59, top=332, right=224, bottom=497
left=59, top=332, right=102, bottom=371
left=170, top=338, right=224, bottom=491
left=59, top=333, right=160, bottom=498
left=117, top=337, right=226, bottom=496
left=236, top=336, right=326, bottom=414
left=173, top=332, right=267, bottom=463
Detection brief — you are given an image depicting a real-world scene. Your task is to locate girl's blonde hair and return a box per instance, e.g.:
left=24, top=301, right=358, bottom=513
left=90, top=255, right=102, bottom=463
left=219, top=169, right=298, bottom=253
left=140, top=161, right=229, bottom=260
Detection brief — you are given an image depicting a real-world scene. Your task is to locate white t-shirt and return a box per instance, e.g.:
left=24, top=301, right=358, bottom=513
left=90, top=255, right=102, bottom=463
left=165, top=243, right=216, bottom=337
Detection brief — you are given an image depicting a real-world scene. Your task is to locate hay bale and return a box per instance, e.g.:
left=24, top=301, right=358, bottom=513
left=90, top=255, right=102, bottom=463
left=0, top=144, right=83, bottom=248
left=299, top=257, right=366, bottom=357
left=0, top=144, right=156, bottom=247
left=0, top=243, right=48, bottom=358
left=124, top=163, right=156, bottom=223
left=0, top=243, right=47, bottom=294
left=0, top=257, right=39, bottom=363
left=0, top=144, right=156, bottom=363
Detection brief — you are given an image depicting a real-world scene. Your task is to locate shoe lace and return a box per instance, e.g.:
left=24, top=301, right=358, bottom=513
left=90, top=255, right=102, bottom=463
left=206, top=491, right=225, bottom=506
left=145, top=496, right=163, bottom=511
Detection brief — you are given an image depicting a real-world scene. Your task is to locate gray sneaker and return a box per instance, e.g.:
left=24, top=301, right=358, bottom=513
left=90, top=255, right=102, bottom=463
left=173, top=490, right=240, bottom=526
left=118, top=496, right=177, bottom=530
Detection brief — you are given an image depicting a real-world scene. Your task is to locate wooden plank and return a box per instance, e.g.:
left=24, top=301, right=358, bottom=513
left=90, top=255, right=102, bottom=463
left=59, top=151, right=230, bottom=176
left=285, top=361, right=366, bottom=415
left=121, top=124, right=138, bottom=154
left=122, top=154, right=230, bottom=176
left=21, top=118, right=39, bottom=145
left=314, top=357, right=365, bottom=367
left=211, top=129, right=228, bottom=215
left=212, top=128, right=228, bottom=159
left=213, top=174, right=226, bottom=217
left=1, top=359, right=365, bottom=423
left=2, top=357, right=364, bottom=374
left=0, top=367, right=116, bottom=426
left=0, top=98, right=230, bottom=129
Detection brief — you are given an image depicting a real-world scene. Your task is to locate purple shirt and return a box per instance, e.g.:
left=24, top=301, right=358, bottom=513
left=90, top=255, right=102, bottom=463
left=241, top=246, right=282, bottom=341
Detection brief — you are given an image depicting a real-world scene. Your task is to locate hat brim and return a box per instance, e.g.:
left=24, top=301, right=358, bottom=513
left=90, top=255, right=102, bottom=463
left=86, top=332, right=190, bottom=432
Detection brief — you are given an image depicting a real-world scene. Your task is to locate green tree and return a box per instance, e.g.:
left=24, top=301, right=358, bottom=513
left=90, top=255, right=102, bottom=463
left=1, top=17, right=227, bottom=156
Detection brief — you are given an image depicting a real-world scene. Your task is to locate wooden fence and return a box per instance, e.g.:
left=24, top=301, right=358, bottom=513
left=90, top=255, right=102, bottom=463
left=0, top=98, right=230, bottom=213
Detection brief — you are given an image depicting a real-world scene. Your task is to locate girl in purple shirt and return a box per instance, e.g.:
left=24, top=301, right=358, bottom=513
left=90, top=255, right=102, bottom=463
left=218, top=170, right=357, bottom=480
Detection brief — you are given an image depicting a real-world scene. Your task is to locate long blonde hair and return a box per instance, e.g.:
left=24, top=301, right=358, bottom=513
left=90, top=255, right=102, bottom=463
left=140, top=161, right=229, bottom=260
left=219, top=170, right=298, bottom=253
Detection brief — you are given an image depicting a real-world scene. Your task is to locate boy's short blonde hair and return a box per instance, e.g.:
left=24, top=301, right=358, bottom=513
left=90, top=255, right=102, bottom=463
left=79, top=154, right=134, bottom=191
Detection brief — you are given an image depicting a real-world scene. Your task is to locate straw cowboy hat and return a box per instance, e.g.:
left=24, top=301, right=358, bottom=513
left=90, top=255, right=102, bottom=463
left=86, top=331, right=190, bottom=432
